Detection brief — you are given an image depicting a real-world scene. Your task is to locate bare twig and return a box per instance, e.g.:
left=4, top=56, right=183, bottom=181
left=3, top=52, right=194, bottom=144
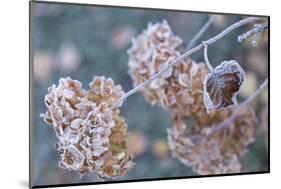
left=111, top=17, right=264, bottom=109
left=238, top=23, right=268, bottom=43
left=187, top=16, right=214, bottom=50
left=207, top=78, right=268, bottom=135
left=202, top=42, right=214, bottom=72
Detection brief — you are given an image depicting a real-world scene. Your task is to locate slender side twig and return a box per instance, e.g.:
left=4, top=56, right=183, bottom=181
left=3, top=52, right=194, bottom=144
left=111, top=17, right=264, bottom=109
left=207, top=78, right=268, bottom=136
left=187, top=16, right=214, bottom=50
left=238, top=23, right=268, bottom=43
left=202, top=42, right=214, bottom=72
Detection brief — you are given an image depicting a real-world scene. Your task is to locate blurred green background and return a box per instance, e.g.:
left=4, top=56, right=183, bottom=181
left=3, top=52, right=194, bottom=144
left=31, top=1, right=268, bottom=186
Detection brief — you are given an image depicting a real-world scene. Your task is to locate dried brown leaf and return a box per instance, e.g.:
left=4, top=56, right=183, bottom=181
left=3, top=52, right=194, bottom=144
left=203, top=60, right=245, bottom=113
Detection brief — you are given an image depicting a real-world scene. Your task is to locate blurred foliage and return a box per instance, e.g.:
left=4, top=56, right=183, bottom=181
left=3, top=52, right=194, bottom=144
left=31, top=2, right=268, bottom=186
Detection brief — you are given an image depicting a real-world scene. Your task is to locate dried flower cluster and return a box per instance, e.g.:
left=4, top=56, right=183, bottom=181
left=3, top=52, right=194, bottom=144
left=128, top=20, right=257, bottom=175
left=168, top=105, right=256, bottom=174
left=41, top=77, right=134, bottom=179
left=167, top=125, right=241, bottom=175
left=128, top=20, right=208, bottom=116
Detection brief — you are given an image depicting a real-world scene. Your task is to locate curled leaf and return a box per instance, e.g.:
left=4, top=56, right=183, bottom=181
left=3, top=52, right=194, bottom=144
left=203, top=60, right=245, bottom=113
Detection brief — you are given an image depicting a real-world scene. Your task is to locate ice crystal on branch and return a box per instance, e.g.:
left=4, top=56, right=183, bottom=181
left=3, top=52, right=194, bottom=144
left=41, top=77, right=134, bottom=179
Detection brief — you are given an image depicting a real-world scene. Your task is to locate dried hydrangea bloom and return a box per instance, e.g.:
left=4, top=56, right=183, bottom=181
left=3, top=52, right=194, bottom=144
left=167, top=105, right=256, bottom=175
left=41, top=77, right=134, bottom=179
left=167, top=119, right=241, bottom=175
left=127, top=20, right=209, bottom=116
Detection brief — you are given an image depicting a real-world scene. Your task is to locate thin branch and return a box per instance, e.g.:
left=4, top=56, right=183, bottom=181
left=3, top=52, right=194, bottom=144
left=207, top=78, right=268, bottom=135
left=187, top=16, right=214, bottom=50
left=203, top=42, right=214, bottom=72
left=238, top=23, right=268, bottom=43
left=111, top=17, right=264, bottom=109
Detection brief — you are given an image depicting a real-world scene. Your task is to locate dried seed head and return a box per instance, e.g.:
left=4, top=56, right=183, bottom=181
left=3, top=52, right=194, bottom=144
left=41, top=77, right=134, bottom=179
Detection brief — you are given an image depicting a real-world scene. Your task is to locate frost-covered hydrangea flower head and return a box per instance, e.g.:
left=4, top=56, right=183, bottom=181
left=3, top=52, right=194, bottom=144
left=41, top=77, right=135, bottom=179
left=127, top=20, right=209, bottom=116
left=167, top=105, right=256, bottom=175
